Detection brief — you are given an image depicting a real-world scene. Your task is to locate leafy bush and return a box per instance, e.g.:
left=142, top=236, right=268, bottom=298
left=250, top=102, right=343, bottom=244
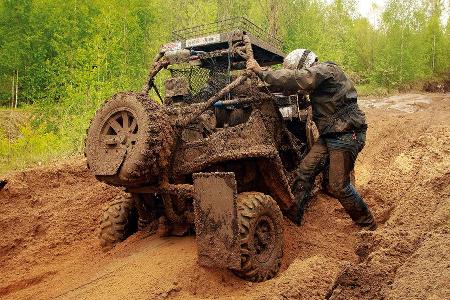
left=0, top=123, right=70, bottom=172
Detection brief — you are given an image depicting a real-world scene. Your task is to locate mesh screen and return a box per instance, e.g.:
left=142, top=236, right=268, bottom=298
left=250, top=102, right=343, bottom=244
left=169, top=66, right=231, bottom=103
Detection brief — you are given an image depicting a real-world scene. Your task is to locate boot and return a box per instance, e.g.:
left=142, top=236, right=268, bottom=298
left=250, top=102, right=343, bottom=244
left=355, top=211, right=377, bottom=231
left=338, top=185, right=377, bottom=230
left=286, top=189, right=311, bottom=225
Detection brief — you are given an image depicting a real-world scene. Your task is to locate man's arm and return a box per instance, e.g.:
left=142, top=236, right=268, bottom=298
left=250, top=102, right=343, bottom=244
left=247, top=59, right=331, bottom=93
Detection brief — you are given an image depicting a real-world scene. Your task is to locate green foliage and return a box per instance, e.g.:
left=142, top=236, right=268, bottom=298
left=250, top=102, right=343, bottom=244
left=0, top=118, right=71, bottom=172
left=0, top=0, right=449, bottom=173
left=355, top=84, right=390, bottom=97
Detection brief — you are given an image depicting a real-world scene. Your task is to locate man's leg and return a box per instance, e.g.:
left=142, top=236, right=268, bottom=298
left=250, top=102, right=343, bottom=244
left=327, top=149, right=376, bottom=229
left=289, top=140, right=328, bottom=224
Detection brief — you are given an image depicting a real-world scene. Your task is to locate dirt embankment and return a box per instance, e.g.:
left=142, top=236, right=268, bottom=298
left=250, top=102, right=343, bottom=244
left=329, top=93, right=450, bottom=299
left=0, top=93, right=449, bottom=300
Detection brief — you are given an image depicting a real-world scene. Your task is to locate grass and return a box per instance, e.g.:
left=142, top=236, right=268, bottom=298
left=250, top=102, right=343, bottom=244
left=0, top=107, right=85, bottom=175
left=355, top=83, right=391, bottom=97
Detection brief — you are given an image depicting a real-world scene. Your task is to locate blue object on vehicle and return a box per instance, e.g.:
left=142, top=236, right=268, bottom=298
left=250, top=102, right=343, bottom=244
left=214, top=101, right=224, bottom=108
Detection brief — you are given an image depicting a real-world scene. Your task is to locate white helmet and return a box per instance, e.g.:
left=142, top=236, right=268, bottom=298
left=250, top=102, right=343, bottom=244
left=283, top=49, right=318, bottom=70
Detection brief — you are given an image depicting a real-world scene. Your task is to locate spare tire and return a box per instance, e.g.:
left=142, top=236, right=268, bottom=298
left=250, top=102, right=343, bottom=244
left=85, top=92, right=174, bottom=187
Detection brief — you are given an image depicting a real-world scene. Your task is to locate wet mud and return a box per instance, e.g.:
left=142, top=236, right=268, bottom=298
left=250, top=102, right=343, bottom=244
left=0, top=93, right=449, bottom=299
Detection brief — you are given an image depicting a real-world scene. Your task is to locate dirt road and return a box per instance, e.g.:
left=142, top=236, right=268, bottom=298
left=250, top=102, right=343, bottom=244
left=1, top=93, right=449, bottom=300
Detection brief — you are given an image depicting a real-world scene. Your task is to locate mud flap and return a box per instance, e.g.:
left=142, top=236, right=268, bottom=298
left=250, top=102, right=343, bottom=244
left=193, top=172, right=241, bottom=270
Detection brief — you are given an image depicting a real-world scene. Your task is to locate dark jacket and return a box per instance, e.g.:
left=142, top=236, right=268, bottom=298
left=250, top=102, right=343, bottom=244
left=260, top=62, right=367, bottom=136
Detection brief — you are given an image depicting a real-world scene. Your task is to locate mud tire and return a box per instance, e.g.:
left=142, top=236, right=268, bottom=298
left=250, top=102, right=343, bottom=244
left=85, top=92, right=173, bottom=187
left=99, top=194, right=138, bottom=251
left=233, top=192, right=283, bottom=282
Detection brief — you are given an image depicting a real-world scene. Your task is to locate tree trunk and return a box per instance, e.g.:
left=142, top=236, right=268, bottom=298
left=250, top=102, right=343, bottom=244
left=268, top=0, right=280, bottom=37
left=15, top=70, right=19, bottom=108
left=400, top=27, right=404, bottom=83
left=432, top=33, right=436, bottom=74
left=11, top=73, right=15, bottom=108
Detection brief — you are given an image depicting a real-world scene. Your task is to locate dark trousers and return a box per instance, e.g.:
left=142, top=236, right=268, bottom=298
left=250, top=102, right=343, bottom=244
left=290, top=132, right=375, bottom=226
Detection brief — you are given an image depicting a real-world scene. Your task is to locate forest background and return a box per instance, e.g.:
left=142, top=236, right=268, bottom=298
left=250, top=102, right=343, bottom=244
left=0, top=0, right=449, bottom=172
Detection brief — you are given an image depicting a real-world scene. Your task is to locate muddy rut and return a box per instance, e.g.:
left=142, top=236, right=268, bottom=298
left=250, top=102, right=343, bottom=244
left=1, top=93, right=449, bottom=300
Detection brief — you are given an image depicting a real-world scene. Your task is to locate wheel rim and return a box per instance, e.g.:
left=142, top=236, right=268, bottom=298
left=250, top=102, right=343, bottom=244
left=101, top=110, right=139, bottom=151
left=254, top=215, right=276, bottom=263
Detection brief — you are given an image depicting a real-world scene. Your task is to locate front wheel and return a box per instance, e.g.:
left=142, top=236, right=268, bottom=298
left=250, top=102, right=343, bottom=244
left=99, top=194, right=138, bottom=251
left=233, top=192, right=284, bottom=282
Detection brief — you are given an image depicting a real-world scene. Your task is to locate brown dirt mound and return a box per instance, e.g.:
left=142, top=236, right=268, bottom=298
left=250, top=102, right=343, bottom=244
left=0, top=158, right=120, bottom=297
left=0, top=93, right=449, bottom=300
left=0, top=160, right=360, bottom=299
left=329, top=93, right=450, bottom=299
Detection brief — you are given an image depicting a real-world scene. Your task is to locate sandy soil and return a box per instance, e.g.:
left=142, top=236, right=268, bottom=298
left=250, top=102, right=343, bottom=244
left=0, top=93, right=449, bottom=300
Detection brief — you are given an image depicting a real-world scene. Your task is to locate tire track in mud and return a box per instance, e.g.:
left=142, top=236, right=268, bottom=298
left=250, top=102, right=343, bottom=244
left=51, top=237, right=174, bottom=299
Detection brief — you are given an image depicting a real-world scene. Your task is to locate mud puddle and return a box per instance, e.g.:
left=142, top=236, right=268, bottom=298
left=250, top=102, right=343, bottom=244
left=359, top=93, right=434, bottom=113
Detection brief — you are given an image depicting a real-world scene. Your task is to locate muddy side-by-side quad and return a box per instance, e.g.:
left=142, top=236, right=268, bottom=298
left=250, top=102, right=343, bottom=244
left=85, top=18, right=319, bottom=282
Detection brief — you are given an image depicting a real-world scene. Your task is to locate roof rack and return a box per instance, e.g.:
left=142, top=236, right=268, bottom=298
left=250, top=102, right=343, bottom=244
left=172, top=16, right=283, bottom=50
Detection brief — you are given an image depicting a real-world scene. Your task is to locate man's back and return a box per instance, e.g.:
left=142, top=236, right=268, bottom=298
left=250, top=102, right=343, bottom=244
left=307, top=62, right=367, bottom=135
left=260, top=62, right=367, bottom=135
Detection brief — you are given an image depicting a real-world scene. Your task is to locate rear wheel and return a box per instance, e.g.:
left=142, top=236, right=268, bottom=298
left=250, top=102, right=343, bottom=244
left=233, top=192, right=283, bottom=282
left=99, top=194, right=138, bottom=251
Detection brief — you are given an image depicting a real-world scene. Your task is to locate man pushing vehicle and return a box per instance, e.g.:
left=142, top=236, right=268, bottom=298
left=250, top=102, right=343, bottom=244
left=247, top=49, right=377, bottom=230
